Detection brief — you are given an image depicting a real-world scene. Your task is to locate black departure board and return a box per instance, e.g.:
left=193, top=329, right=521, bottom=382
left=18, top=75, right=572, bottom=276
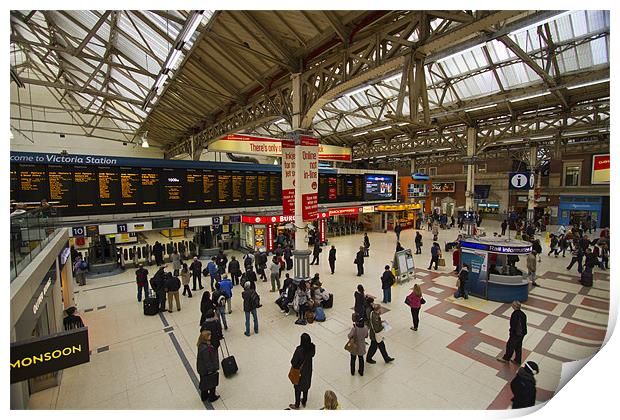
left=160, top=168, right=184, bottom=210
left=354, top=174, right=364, bottom=201
left=18, top=164, right=48, bottom=204
left=217, top=171, right=232, bottom=206
left=203, top=170, right=217, bottom=205
left=141, top=168, right=160, bottom=208
left=120, top=167, right=140, bottom=208
left=10, top=164, right=18, bottom=201
left=257, top=172, right=269, bottom=203
left=98, top=167, right=120, bottom=209
left=231, top=171, right=244, bottom=204
left=269, top=173, right=281, bottom=205
left=47, top=165, right=74, bottom=209
left=344, top=175, right=356, bottom=201
left=73, top=166, right=99, bottom=210
left=185, top=168, right=202, bottom=207
left=245, top=174, right=257, bottom=203
left=336, top=176, right=344, bottom=199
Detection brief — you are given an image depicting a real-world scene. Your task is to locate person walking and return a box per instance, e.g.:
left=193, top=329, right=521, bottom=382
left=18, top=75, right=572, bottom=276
left=242, top=282, right=260, bottom=336
left=150, top=266, right=167, bottom=312
left=196, top=330, right=220, bottom=402
left=566, top=246, right=584, bottom=273
left=135, top=263, right=149, bottom=302
left=405, top=284, right=424, bottom=331
left=170, top=250, right=181, bottom=275
left=363, top=233, right=370, bottom=257
left=206, top=257, right=219, bottom=291
left=428, top=242, right=441, bottom=270
left=310, top=241, right=321, bottom=265
left=497, top=301, right=528, bottom=365
left=355, top=246, right=365, bottom=276
left=347, top=314, right=369, bottom=376
left=180, top=263, right=192, bottom=298
left=227, top=256, right=241, bottom=286
left=211, top=283, right=229, bottom=330
left=215, top=250, right=228, bottom=275
left=270, top=257, right=281, bottom=292
left=380, top=265, right=395, bottom=304
left=244, top=253, right=254, bottom=271
left=600, top=243, right=609, bottom=270
left=501, top=220, right=508, bottom=236
left=510, top=361, right=539, bottom=409
left=414, top=231, right=423, bottom=254
left=199, top=290, right=214, bottom=326
left=190, top=257, right=204, bottom=291
left=288, top=333, right=316, bottom=410
left=165, top=272, right=181, bottom=312
left=219, top=274, right=233, bottom=314
left=200, top=308, right=224, bottom=348
left=257, top=252, right=268, bottom=282
left=548, top=234, right=559, bottom=257
left=394, top=223, right=402, bottom=242
left=366, top=304, right=394, bottom=364
left=432, top=222, right=439, bottom=242
left=328, top=245, right=337, bottom=274
left=527, top=251, right=538, bottom=287
left=73, top=257, right=87, bottom=286
left=454, top=264, right=469, bottom=299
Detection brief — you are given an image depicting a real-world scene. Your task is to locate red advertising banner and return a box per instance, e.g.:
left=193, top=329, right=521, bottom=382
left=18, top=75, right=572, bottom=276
left=319, top=218, right=326, bottom=244
left=299, top=135, right=319, bottom=222
left=241, top=215, right=295, bottom=225
left=591, top=154, right=610, bottom=184
left=281, top=139, right=295, bottom=216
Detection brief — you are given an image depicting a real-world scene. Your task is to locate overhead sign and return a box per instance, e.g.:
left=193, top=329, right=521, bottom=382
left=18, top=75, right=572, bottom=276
left=432, top=182, right=455, bottom=193
left=10, top=327, right=90, bottom=384
left=459, top=240, right=532, bottom=255
left=509, top=172, right=534, bottom=190
left=85, top=225, right=99, bottom=236
left=328, top=207, right=359, bottom=216
left=362, top=205, right=375, bottom=213
left=71, top=226, right=86, bottom=237
left=411, top=173, right=430, bottom=181
left=210, top=134, right=352, bottom=162
left=299, top=135, right=319, bottom=222
left=591, top=154, right=610, bottom=184
left=281, top=139, right=295, bottom=217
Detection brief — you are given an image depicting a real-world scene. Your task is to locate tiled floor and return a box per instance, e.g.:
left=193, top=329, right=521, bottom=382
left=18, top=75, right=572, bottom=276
left=27, top=221, right=610, bottom=410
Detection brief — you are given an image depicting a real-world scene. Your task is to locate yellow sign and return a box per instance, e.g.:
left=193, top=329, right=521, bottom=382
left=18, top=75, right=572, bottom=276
left=377, top=204, right=422, bottom=212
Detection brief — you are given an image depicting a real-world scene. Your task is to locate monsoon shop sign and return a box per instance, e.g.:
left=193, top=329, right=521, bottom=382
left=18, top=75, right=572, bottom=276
left=10, top=327, right=90, bottom=383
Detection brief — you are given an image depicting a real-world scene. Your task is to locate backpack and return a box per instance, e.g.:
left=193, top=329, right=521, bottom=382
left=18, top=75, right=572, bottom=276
left=251, top=291, right=260, bottom=309
left=80, top=261, right=88, bottom=270
left=314, top=307, right=326, bottom=322
left=217, top=294, right=226, bottom=308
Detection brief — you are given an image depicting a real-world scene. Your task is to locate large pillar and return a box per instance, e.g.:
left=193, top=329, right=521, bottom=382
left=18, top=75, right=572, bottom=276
left=465, top=127, right=477, bottom=211
left=527, top=144, right=537, bottom=224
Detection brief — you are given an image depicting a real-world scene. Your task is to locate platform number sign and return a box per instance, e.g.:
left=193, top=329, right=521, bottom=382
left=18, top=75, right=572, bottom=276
left=72, top=226, right=86, bottom=237
left=509, top=172, right=534, bottom=190
left=117, top=223, right=128, bottom=233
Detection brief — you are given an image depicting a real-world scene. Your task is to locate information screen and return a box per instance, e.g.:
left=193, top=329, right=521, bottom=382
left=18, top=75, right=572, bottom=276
left=140, top=168, right=160, bottom=209
left=245, top=174, right=257, bottom=204
left=257, top=172, right=269, bottom=203
left=120, top=167, right=140, bottom=209
left=160, top=168, right=184, bottom=210
left=98, top=167, right=120, bottom=210
left=217, top=171, right=232, bottom=206
left=202, top=170, right=217, bottom=205
left=269, top=173, right=281, bottom=205
left=47, top=165, right=74, bottom=209
left=365, top=174, right=395, bottom=201
left=18, top=164, right=48, bottom=204
left=231, top=172, right=244, bottom=204
left=10, top=164, right=18, bottom=201
left=73, top=166, right=99, bottom=210
left=185, top=168, right=202, bottom=207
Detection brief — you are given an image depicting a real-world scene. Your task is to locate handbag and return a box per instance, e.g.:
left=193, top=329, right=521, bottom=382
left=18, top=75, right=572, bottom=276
left=344, top=336, right=358, bottom=354
left=437, top=258, right=446, bottom=267
left=420, top=297, right=426, bottom=305
left=288, top=358, right=305, bottom=385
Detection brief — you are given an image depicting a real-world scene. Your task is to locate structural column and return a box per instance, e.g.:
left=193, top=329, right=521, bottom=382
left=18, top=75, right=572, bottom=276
left=527, top=144, right=537, bottom=224
left=465, top=127, right=477, bottom=211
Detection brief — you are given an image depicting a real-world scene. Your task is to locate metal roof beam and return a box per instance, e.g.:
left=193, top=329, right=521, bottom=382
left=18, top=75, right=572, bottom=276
left=322, top=11, right=349, bottom=43
left=75, top=11, right=111, bottom=54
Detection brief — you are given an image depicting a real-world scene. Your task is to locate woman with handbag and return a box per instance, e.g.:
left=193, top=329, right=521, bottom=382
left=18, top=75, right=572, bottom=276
left=288, top=333, right=316, bottom=410
left=196, top=330, right=220, bottom=402
left=346, top=314, right=369, bottom=376
left=366, top=304, right=395, bottom=364
left=405, top=284, right=425, bottom=331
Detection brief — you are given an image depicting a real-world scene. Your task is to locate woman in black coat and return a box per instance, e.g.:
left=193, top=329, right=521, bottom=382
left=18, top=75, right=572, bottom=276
left=288, top=333, right=316, bottom=410
left=510, top=361, right=538, bottom=409
left=199, top=291, right=215, bottom=326
left=196, top=330, right=220, bottom=402
left=354, top=284, right=366, bottom=321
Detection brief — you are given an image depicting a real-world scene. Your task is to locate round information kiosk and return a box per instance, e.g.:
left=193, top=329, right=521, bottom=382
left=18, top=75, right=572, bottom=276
left=458, top=237, right=533, bottom=302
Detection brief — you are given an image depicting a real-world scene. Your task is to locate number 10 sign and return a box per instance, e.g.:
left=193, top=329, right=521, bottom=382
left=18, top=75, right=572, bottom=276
left=509, top=172, right=534, bottom=190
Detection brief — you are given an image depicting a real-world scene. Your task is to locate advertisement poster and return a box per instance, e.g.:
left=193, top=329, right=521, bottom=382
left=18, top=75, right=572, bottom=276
left=299, top=135, right=319, bottom=222
left=281, top=139, right=295, bottom=217
left=591, top=154, right=610, bottom=184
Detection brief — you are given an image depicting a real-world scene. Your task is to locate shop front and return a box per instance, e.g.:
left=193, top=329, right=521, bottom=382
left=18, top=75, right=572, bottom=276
left=558, top=196, right=603, bottom=227
left=241, top=214, right=296, bottom=253
left=376, top=203, right=423, bottom=231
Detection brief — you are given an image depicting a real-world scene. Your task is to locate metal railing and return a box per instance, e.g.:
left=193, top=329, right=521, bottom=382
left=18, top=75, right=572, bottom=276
left=10, top=206, right=62, bottom=281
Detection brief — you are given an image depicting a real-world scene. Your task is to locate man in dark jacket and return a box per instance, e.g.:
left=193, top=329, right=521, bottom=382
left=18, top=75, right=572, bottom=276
left=190, top=256, right=204, bottom=291
left=150, top=267, right=167, bottom=312
left=428, top=242, right=441, bottom=270
left=363, top=233, right=370, bottom=257
left=242, top=282, right=260, bottom=336
left=501, top=220, right=508, bottom=236
left=328, top=245, right=337, bottom=274
left=215, top=250, right=228, bottom=275
left=566, top=246, right=584, bottom=273
left=498, top=301, right=528, bottom=365
left=284, top=245, right=293, bottom=270
left=310, top=242, right=321, bottom=265
left=135, top=263, right=149, bottom=302
left=200, top=308, right=224, bottom=348
left=510, top=361, right=539, bottom=409
left=227, top=255, right=241, bottom=285
left=242, top=267, right=258, bottom=290
left=415, top=231, right=423, bottom=254
left=355, top=246, right=365, bottom=276
left=455, top=264, right=469, bottom=299
left=381, top=265, right=395, bottom=303
left=394, top=223, right=402, bottom=241
left=164, top=272, right=181, bottom=312
left=152, top=241, right=164, bottom=266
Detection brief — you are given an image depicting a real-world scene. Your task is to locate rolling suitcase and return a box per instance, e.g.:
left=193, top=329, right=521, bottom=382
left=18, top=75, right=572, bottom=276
left=143, top=297, right=159, bottom=316
left=220, top=338, right=238, bottom=377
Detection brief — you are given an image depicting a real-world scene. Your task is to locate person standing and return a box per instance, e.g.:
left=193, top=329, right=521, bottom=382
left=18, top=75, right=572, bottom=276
left=288, top=333, right=316, bottom=410
left=600, top=243, right=609, bottom=270
left=150, top=266, right=167, bottom=312
left=432, top=222, right=439, bottom=242
left=242, top=282, right=260, bottom=336
left=207, top=257, right=219, bottom=291
left=328, top=245, right=337, bottom=275
left=363, top=233, right=370, bottom=257
left=257, top=252, right=268, bottom=282
left=215, top=250, right=228, bottom=275
left=394, top=223, right=402, bottom=242
left=510, top=361, right=539, bottom=409
left=152, top=241, right=164, bottom=266
left=395, top=241, right=404, bottom=252
left=242, top=266, right=258, bottom=290
left=380, top=265, right=395, bottom=304
left=170, top=250, right=181, bottom=275
left=244, top=253, right=254, bottom=271
left=428, top=242, right=441, bottom=270
left=199, top=290, right=214, bottom=326
left=180, top=263, right=192, bottom=298
left=211, top=284, right=229, bottom=330
left=353, top=284, right=367, bottom=322
left=219, top=274, right=233, bottom=314
left=73, top=257, right=87, bottom=286
left=178, top=241, right=186, bottom=260
left=548, top=234, right=559, bottom=257
left=165, top=272, right=181, bottom=312
left=63, top=306, right=85, bottom=330
left=366, top=304, right=394, bottom=364
left=497, top=301, right=528, bottom=365
left=294, top=281, right=311, bottom=325
left=415, top=231, right=423, bottom=254
left=501, top=220, right=508, bottom=236
left=284, top=245, right=293, bottom=271
left=270, top=257, right=281, bottom=292
left=347, top=315, right=369, bottom=376
left=455, top=264, right=469, bottom=299
left=190, top=257, right=204, bottom=291
left=355, top=246, right=365, bottom=276
left=228, top=256, right=241, bottom=286
left=527, top=251, right=538, bottom=287
left=405, top=284, right=424, bottom=331
left=200, top=308, right=224, bottom=348
left=310, top=241, right=321, bottom=265
left=196, top=330, right=220, bottom=402
left=135, top=263, right=149, bottom=302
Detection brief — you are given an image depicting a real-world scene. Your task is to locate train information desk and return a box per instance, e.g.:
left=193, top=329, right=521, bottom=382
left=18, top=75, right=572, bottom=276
left=458, top=237, right=533, bottom=303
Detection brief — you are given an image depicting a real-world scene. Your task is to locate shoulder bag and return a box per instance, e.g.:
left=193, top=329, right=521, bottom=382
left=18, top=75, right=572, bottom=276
left=288, top=357, right=305, bottom=385
left=344, top=336, right=358, bottom=354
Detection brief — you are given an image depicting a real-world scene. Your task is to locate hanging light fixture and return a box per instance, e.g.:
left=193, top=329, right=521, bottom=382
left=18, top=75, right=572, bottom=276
left=10, top=129, right=14, bottom=140
left=141, top=132, right=149, bottom=148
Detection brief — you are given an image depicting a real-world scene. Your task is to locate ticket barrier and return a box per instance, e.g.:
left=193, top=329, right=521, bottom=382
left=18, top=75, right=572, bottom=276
left=117, top=239, right=196, bottom=268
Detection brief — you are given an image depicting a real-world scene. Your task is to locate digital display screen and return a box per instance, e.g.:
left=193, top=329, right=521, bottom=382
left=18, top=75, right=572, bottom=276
left=98, top=167, right=120, bottom=209
left=365, top=174, right=395, bottom=201
left=269, top=173, right=281, bottom=205
left=245, top=174, right=257, bottom=203
left=10, top=164, right=18, bottom=201
left=47, top=165, right=74, bottom=209
left=185, top=168, right=202, bottom=207
left=18, top=164, right=48, bottom=204
left=140, top=168, right=160, bottom=208
left=120, top=167, right=140, bottom=208
left=217, top=171, right=232, bottom=206
left=257, top=172, right=269, bottom=203
left=73, top=166, right=99, bottom=210
left=231, top=172, right=244, bottom=204
left=202, top=170, right=217, bottom=205
left=160, top=168, right=184, bottom=210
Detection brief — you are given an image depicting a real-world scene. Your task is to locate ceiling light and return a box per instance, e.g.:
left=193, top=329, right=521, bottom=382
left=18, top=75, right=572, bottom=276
left=10, top=129, right=14, bottom=140
left=397, top=122, right=409, bottom=126
left=165, top=49, right=183, bottom=70
left=182, top=11, right=205, bottom=44
left=511, top=11, right=572, bottom=35
left=155, top=74, right=169, bottom=90
left=510, top=93, right=549, bottom=103
left=567, top=78, right=610, bottom=90
left=501, top=139, right=523, bottom=144
left=352, top=131, right=368, bottom=137
left=141, top=132, right=149, bottom=148
left=465, top=104, right=496, bottom=112
left=273, top=118, right=286, bottom=125
left=372, top=126, right=392, bottom=132
left=436, top=42, right=487, bottom=63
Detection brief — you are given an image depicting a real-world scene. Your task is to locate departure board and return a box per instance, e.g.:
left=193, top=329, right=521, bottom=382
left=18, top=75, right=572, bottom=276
left=10, top=164, right=18, bottom=201
left=47, top=165, right=74, bottom=209
left=185, top=168, right=202, bottom=207
left=231, top=172, right=244, bottom=204
left=344, top=175, right=356, bottom=201
left=98, top=167, right=120, bottom=209
left=257, top=172, right=269, bottom=203
left=141, top=168, right=160, bottom=208
left=203, top=170, right=217, bottom=205
left=18, top=164, right=48, bottom=204
left=73, top=166, right=99, bottom=210
left=354, top=174, right=364, bottom=200
left=336, top=176, right=344, bottom=199
left=269, top=173, right=281, bottom=205
left=120, top=167, right=140, bottom=208
left=160, top=168, right=184, bottom=210
left=217, top=171, right=232, bottom=206
left=245, top=174, right=257, bottom=203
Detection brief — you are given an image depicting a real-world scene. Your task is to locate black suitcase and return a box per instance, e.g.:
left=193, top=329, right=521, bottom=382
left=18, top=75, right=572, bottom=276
left=143, top=297, right=159, bottom=315
left=220, top=338, right=238, bottom=377
left=580, top=271, right=593, bottom=287
left=322, top=293, right=334, bottom=309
